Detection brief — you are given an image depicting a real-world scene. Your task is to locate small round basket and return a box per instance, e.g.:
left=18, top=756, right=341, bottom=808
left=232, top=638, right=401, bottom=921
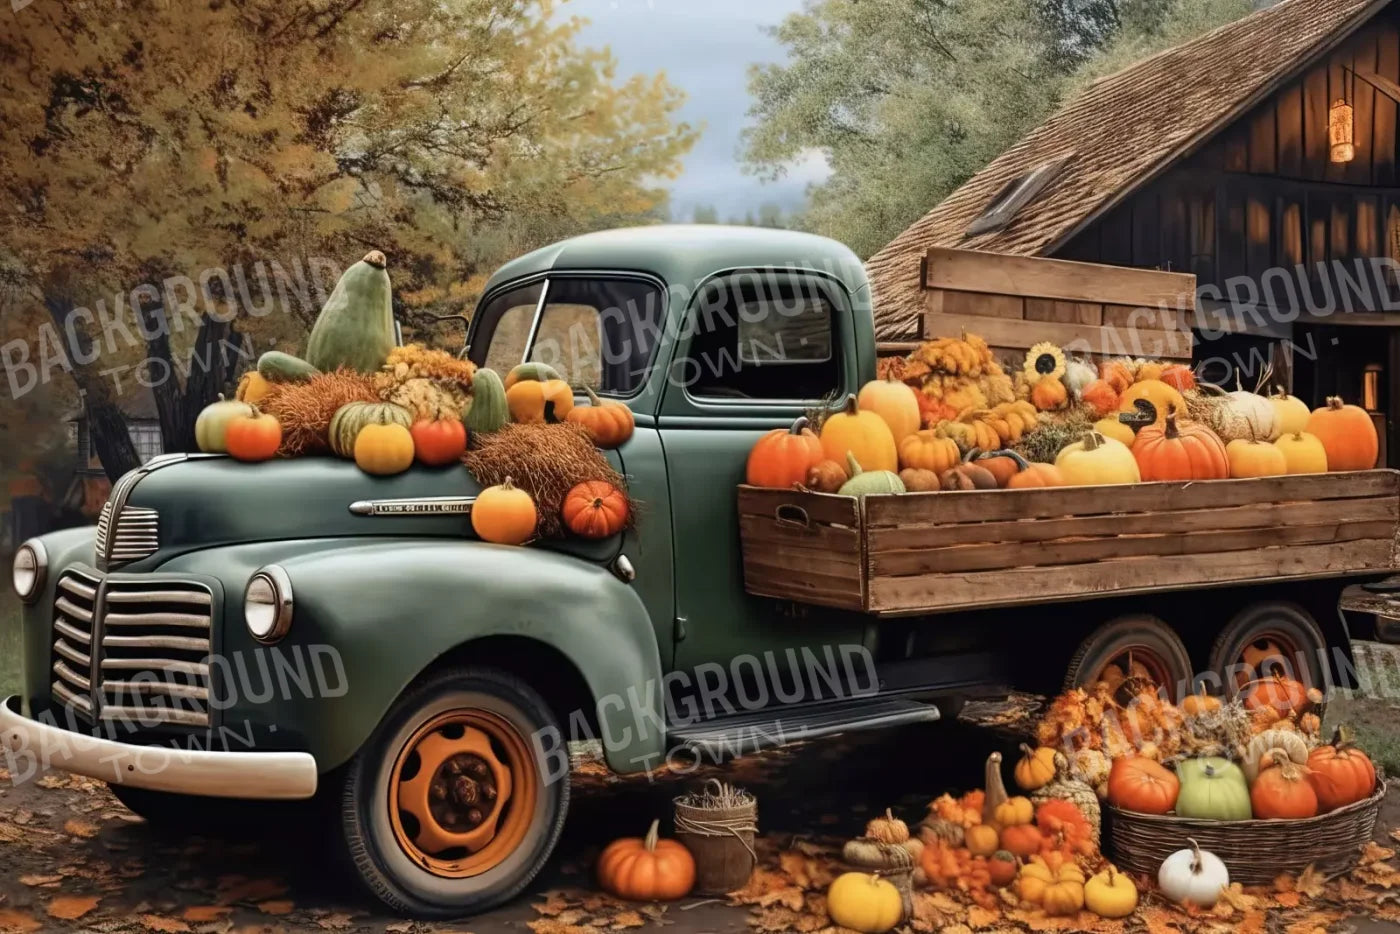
left=1107, top=780, right=1385, bottom=885
left=673, top=779, right=758, bottom=896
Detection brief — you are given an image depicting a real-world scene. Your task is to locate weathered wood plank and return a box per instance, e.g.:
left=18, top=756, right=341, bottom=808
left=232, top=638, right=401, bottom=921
left=737, top=487, right=859, bottom=527
left=1277, top=81, right=1304, bottom=178
left=745, top=551, right=864, bottom=582
left=1374, top=24, right=1399, bottom=186
left=940, top=289, right=1026, bottom=320
left=1101, top=304, right=1192, bottom=332
left=862, top=471, right=1400, bottom=527
left=1304, top=63, right=1331, bottom=181
left=866, top=496, right=1399, bottom=551
left=1025, top=299, right=1103, bottom=326
left=866, top=540, right=1396, bottom=615
left=922, top=248, right=1197, bottom=311
left=922, top=311, right=1192, bottom=362
left=1353, top=35, right=1378, bottom=186
left=739, top=514, right=861, bottom=554
left=1249, top=103, right=1277, bottom=175
left=869, top=520, right=1396, bottom=577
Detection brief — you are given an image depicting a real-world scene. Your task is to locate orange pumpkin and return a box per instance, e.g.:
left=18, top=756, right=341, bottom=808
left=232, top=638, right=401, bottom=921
left=505, top=378, right=575, bottom=424
left=746, top=417, right=825, bottom=488
left=1131, top=406, right=1228, bottom=481
left=1106, top=756, right=1179, bottom=815
left=1159, top=363, right=1197, bottom=392
left=806, top=458, right=849, bottom=493
left=355, top=422, right=415, bottom=476
left=1030, top=377, right=1068, bottom=412
left=940, top=462, right=998, bottom=491
left=410, top=415, right=467, bottom=467
left=1243, top=673, right=1308, bottom=715
left=998, top=823, right=1043, bottom=858
left=1306, top=396, right=1378, bottom=471
left=1006, top=462, right=1064, bottom=489
left=899, top=430, right=962, bottom=473
left=566, top=388, right=635, bottom=448
left=988, top=851, right=1018, bottom=887
left=562, top=481, right=630, bottom=539
left=471, top=477, right=538, bottom=545
left=821, top=394, right=898, bottom=472
left=1307, top=730, right=1376, bottom=811
left=1251, top=756, right=1318, bottom=819
left=597, top=819, right=696, bottom=901
left=1118, top=379, right=1187, bottom=427
left=972, top=449, right=1030, bottom=487
left=225, top=407, right=282, bottom=462
left=1099, top=360, right=1133, bottom=394
left=1034, top=800, right=1091, bottom=851
left=1080, top=379, right=1120, bottom=417
left=857, top=378, right=921, bottom=443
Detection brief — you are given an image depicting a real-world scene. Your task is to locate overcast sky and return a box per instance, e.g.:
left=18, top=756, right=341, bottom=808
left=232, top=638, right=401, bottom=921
left=569, top=0, right=828, bottom=222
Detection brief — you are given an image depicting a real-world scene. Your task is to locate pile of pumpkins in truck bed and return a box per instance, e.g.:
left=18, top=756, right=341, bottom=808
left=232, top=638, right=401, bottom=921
left=746, top=336, right=1380, bottom=496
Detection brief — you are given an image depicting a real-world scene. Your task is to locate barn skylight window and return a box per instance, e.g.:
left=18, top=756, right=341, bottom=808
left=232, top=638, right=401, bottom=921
left=965, top=156, right=1072, bottom=237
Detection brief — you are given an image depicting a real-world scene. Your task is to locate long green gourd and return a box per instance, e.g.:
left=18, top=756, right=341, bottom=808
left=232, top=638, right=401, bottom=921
left=305, top=250, right=396, bottom=374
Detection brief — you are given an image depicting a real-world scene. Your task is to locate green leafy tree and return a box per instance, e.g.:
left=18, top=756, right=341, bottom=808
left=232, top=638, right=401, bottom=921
left=0, top=0, right=695, bottom=479
left=691, top=204, right=721, bottom=224
left=744, top=0, right=1249, bottom=259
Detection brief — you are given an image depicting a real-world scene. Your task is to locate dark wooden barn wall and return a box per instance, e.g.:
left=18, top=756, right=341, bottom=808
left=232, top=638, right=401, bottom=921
left=1058, top=10, right=1400, bottom=310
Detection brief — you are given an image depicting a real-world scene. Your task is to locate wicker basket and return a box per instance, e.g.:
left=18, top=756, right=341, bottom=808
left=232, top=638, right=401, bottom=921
left=1106, top=780, right=1385, bottom=885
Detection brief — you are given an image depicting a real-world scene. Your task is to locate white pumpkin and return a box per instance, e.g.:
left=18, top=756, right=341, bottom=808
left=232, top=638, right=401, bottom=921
left=195, top=394, right=255, bottom=453
left=1204, top=382, right=1278, bottom=442
left=1064, top=358, right=1098, bottom=399
left=1158, top=839, right=1229, bottom=908
left=1269, top=387, right=1310, bottom=437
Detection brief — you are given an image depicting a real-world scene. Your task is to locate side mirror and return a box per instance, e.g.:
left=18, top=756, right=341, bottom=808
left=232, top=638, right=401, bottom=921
left=425, top=312, right=472, bottom=359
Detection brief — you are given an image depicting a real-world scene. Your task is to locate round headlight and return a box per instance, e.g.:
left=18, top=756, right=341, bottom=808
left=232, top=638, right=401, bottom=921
left=244, top=565, right=293, bottom=643
left=13, top=540, right=46, bottom=604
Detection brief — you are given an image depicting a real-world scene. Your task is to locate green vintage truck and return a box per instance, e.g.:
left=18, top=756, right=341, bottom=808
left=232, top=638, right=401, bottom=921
left=5, top=226, right=1398, bottom=917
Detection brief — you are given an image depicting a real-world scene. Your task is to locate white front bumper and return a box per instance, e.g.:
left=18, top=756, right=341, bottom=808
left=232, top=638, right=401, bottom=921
left=1, top=696, right=318, bottom=800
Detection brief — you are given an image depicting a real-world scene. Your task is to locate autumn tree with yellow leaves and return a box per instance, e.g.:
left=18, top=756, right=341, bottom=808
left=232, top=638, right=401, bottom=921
left=0, top=0, right=695, bottom=479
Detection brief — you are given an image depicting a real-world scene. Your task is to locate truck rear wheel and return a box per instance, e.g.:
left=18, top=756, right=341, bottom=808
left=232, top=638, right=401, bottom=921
left=339, top=666, right=569, bottom=918
left=1063, top=615, right=1193, bottom=702
left=1208, top=602, right=1327, bottom=698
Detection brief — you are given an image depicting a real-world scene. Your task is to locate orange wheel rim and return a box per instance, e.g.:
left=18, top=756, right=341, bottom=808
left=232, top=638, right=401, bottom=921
left=1095, top=647, right=1174, bottom=690
left=388, top=709, right=538, bottom=879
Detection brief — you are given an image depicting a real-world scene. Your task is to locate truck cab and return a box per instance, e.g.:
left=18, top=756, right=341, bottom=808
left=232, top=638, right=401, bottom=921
left=2, top=225, right=1372, bottom=917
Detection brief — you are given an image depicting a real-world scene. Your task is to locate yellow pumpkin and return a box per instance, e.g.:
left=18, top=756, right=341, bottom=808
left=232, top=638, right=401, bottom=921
left=1270, top=387, right=1311, bottom=437
left=1273, top=431, right=1329, bottom=474
left=235, top=370, right=273, bottom=405
left=821, top=394, right=897, bottom=472
left=1226, top=436, right=1287, bottom=478
left=898, top=430, right=961, bottom=473
left=472, top=477, right=538, bottom=545
left=1017, top=860, right=1055, bottom=905
left=353, top=422, right=415, bottom=476
left=1042, top=877, right=1086, bottom=917
left=1135, top=361, right=1165, bottom=383
left=1015, top=744, right=1058, bottom=791
left=1055, top=432, right=1141, bottom=486
left=857, top=379, right=920, bottom=444
left=826, top=873, right=903, bottom=934
left=506, top=378, right=575, bottom=424
left=1118, top=379, right=1187, bottom=426
left=965, top=823, right=1000, bottom=857
left=1085, top=866, right=1138, bottom=919
left=992, top=795, right=1034, bottom=828
left=1093, top=415, right=1136, bottom=447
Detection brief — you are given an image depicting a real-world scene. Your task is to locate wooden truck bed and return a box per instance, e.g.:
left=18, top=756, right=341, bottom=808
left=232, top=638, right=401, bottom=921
left=737, top=471, right=1400, bottom=616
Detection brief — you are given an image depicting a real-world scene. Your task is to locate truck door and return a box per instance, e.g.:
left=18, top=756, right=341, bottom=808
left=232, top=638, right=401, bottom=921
left=657, top=269, right=871, bottom=699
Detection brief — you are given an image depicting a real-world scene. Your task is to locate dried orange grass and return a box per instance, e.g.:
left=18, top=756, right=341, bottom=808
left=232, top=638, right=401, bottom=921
left=464, top=422, right=633, bottom=538
left=261, top=369, right=380, bottom=456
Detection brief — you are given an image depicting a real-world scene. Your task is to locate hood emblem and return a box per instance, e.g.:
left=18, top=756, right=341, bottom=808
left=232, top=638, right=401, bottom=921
left=349, top=496, right=476, bottom=517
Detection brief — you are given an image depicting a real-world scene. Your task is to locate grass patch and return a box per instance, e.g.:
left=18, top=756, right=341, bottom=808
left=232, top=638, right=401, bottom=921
left=0, top=588, right=20, bottom=698
left=1326, top=640, right=1400, bottom=775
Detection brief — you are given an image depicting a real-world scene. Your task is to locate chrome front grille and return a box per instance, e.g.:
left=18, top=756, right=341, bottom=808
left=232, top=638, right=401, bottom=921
left=95, top=501, right=159, bottom=571
left=51, top=573, right=97, bottom=717
left=50, top=572, right=214, bottom=728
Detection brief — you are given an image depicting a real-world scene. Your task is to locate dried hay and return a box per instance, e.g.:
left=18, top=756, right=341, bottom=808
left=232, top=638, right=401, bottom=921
left=465, top=422, right=632, bottom=538
left=261, top=369, right=380, bottom=456
left=1012, top=404, right=1097, bottom=463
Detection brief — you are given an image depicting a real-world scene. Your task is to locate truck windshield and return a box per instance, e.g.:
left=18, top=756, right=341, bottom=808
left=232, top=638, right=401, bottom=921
left=470, top=277, right=666, bottom=396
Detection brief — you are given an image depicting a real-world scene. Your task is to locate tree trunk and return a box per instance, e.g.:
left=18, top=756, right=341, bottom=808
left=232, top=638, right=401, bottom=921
left=133, top=289, right=237, bottom=454
left=43, top=276, right=140, bottom=482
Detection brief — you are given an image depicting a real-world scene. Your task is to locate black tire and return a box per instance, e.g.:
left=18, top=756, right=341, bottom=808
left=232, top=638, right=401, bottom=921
left=107, top=784, right=315, bottom=837
left=1208, top=601, right=1328, bottom=698
left=1063, top=615, right=1194, bottom=702
left=339, top=666, right=569, bottom=918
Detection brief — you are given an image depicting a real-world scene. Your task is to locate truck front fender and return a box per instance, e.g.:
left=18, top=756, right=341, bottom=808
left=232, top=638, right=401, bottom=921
left=259, top=541, right=667, bottom=774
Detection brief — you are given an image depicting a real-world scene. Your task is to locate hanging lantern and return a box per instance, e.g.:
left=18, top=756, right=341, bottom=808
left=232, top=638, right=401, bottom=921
left=1330, top=97, right=1355, bottom=163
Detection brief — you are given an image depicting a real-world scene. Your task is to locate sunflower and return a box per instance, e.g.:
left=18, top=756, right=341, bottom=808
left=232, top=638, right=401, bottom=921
left=1023, top=341, right=1067, bottom=382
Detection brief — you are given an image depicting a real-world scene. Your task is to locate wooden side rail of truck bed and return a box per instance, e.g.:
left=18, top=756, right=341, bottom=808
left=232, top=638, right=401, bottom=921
left=737, top=470, right=1400, bottom=616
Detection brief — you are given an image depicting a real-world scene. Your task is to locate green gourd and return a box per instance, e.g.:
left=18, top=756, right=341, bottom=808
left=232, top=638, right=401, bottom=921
left=328, top=401, right=413, bottom=458
left=1174, top=757, right=1252, bottom=821
left=195, top=395, right=255, bottom=454
left=464, top=368, right=510, bottom=434
left=305, top=250, right=396, bottom=374
left=505, top=362, right=564, bottom=388
left=257, top=350, right=320, bottom=383
left=838, top=452, right=905, bottom=498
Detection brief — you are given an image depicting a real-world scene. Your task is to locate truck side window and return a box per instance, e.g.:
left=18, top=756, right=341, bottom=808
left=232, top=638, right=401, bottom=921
left=472, top=277, right=666, bottom=396
left=685, top=272, right=841, bottom=401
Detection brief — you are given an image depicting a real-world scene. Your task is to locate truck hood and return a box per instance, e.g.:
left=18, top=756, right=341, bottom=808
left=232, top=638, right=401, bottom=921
left=111, top=453, right=620, bottom=562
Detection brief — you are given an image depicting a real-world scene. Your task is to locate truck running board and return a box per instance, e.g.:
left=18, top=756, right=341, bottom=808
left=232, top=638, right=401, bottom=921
left=667, top=696, right=941, bottom=762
